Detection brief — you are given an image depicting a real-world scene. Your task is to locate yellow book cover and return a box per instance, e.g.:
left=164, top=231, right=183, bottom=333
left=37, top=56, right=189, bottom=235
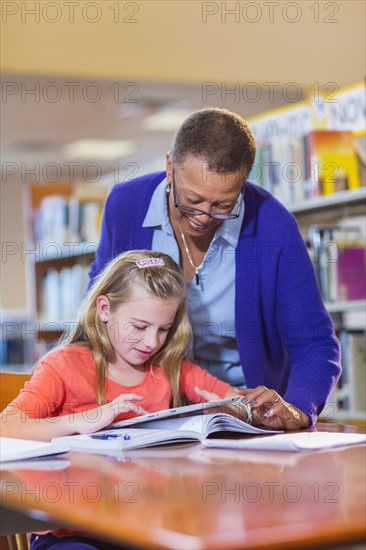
left=308, top=130, right=360, bottom=195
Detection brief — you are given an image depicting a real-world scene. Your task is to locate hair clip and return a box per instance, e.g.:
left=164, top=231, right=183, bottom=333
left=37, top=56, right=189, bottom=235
left=135, top=258, right=166, bottom=269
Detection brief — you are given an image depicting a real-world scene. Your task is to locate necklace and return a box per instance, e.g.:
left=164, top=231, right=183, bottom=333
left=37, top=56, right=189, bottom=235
left=179, top=226, right=207, bottom=285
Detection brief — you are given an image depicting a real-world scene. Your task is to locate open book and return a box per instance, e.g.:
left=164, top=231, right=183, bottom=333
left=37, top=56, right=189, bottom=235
left=52, top=412, right=282, bottom=454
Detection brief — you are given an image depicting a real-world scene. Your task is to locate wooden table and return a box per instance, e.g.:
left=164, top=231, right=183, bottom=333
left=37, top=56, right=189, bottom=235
left=1, top=423, right=365, bottom=549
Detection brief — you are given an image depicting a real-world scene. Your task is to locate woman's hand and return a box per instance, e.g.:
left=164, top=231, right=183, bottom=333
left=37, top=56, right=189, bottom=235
left=74, top=393, right=147, bottom=435
left=194, top=385, right=310, bottom=429
left=235, top=386, right=310, bottom=430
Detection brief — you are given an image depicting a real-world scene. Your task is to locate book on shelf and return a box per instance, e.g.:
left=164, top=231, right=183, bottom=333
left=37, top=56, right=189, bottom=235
left=0, top=437, right=69, bottom=463
left=40, top=263, right=89, bottom=322
left=307, top=130, right=360, bottom=195
left=0, top=338, right=26, bottom=366
left=52, top=412, right=282, bottom=454
left=250, top=136, right=307, bottom=205
left=307, top=225, right=366, bottom=303
left=334, top=329, right=366, bottom=414
left=79, top=202, right=103, bottom=242
left=250, top=129, right=361, bottom=207
left=33, top=194, right=103, bottom=247
left=34, top=195, right=68, bottom=245
left=337, top=243, right=366, bottom=302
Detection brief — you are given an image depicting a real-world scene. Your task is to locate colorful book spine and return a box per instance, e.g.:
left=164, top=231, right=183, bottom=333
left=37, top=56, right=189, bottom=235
left=307, top=225, right=366, bottom=302
left=34, top=195, right=103, bottom=245
left=337, top=245, right=366, bottom=301
left=338, top=330, right=366, bottom=412
left=307, top=130, right=360, bottom=195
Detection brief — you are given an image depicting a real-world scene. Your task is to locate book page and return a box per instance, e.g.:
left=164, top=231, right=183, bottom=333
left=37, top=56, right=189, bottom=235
left=205, top=413, right=282, bottom=435
left=53, top=427, right=203, bottom=453
left=127, top=413, right=281, bottom=438
left=132, top=415, right=206, bottom=435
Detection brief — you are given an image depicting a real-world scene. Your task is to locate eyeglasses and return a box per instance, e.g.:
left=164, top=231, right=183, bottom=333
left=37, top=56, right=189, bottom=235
left=171, top=166, right=242, bottom=220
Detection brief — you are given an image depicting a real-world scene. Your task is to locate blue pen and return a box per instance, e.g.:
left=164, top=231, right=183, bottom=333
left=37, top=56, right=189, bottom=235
left=91, top=433, right=131, bottom=440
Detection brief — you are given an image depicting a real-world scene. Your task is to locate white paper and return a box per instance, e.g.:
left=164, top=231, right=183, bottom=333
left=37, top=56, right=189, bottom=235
left=203, top=431, right=366, bottom=452
left=0, top=437, right=69, bottom=462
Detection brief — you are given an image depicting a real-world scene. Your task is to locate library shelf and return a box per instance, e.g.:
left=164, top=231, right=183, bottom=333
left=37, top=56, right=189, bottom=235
left=0, top=364, right=33, bottom=373
left=247, top=90, right=366, bottom=424
left=325, top=300, right=366, bottom=314
left=34, top=241, right=98, bottom=263
left=288, top=187, right=366, bottom=214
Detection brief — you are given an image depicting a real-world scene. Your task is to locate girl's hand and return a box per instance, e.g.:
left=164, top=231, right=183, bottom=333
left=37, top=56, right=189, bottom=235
left=0, top=394, right=148, bottom=441
left=194, top=386, right=221, bottom=402
left=74, top=393, right=147, bottom=435
left=235, top=386, right=310, bottom=430
left=194, top=386, right=251, bottom=423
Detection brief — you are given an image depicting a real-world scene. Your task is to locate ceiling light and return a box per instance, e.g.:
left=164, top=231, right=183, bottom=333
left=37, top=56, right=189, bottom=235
left=63, top=139, right=135, bottom=160
left=142, top=108, right=193, bottom=132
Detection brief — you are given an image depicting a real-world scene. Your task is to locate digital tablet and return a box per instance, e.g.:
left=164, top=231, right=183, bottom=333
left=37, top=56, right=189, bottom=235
left=109, top=395, right=242, bottom=428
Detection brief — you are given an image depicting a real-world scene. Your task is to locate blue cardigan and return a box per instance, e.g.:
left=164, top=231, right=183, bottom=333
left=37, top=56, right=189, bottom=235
left=89, top=171, right=341, bottom=425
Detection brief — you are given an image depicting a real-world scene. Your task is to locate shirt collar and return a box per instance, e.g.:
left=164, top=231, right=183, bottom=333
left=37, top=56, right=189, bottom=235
left=142, top=178, right=245, bottom=247
left=142, top=178, right=172, bottom=233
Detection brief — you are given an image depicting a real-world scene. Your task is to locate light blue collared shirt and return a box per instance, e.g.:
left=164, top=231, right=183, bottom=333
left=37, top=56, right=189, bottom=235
left=142, top=179, right=245, bottom=387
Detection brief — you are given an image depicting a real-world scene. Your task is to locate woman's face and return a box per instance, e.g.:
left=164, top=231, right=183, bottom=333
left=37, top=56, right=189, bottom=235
left=166, top=153, right=244, bottom=240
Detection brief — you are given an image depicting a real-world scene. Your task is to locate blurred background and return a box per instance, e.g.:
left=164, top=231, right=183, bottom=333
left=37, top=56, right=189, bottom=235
left=1, top=0, right=365, bottom=420
left=1, top=1, right=364, bottom=174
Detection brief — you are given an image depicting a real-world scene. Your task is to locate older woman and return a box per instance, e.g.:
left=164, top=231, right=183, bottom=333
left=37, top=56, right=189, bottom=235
left=89, top=108, right=340, bottom=429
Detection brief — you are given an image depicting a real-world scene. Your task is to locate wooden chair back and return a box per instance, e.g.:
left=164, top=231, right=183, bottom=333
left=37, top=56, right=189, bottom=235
left=0, top=372, right=31, bottom=412
left=0, top=374, right=32, bottom=549
left=1, top=534, right=30, bottom=550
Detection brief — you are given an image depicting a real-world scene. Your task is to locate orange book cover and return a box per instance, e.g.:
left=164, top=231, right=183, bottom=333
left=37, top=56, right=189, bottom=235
left=307, top=130, right=360, bottom=195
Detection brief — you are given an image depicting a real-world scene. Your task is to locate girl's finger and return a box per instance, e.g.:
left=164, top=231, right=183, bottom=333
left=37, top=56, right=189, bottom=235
left=124, top=403, right=148, bottom=416
left=107, top=397, right=147, bottom=416
left=114, top=394, right=144, bottom=402
left=194, top=386, right=221, bottom=401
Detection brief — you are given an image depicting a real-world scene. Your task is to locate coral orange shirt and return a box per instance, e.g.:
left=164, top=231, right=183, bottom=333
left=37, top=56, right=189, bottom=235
left=12, top=344, right=229, bottom=421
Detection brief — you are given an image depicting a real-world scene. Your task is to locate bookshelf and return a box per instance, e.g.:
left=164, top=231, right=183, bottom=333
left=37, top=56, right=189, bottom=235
left=35, top=182, right=109, bottom=350
left=248, top=82, right=366, bottom=424
left=325, top=300, right=366, bottom=314
left=0, top=181, right=108, bottom=370
left=288, top=187, right=366, bottom=214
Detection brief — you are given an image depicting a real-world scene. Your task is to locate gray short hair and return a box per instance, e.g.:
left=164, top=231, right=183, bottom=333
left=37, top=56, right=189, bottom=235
left=171, top=108, right=256, bottom=178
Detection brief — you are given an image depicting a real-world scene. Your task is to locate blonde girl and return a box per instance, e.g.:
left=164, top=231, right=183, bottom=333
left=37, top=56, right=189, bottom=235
left=1, top=250, right=242, bottom=441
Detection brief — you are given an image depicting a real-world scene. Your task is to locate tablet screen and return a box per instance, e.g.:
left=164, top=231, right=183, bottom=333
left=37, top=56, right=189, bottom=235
left=109, top=395, right=242, bottom=428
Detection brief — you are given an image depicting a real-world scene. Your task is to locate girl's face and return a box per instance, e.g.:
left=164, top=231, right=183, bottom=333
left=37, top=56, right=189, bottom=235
left=97, top=288, right=179, bottom=369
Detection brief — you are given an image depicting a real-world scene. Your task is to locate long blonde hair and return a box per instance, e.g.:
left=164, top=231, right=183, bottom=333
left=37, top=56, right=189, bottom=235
left=61, top=250, right=191, bottom=406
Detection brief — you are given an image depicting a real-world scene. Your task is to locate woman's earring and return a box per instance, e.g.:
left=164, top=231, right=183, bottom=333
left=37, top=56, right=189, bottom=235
left=165, top=184, right=171, bottom=194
